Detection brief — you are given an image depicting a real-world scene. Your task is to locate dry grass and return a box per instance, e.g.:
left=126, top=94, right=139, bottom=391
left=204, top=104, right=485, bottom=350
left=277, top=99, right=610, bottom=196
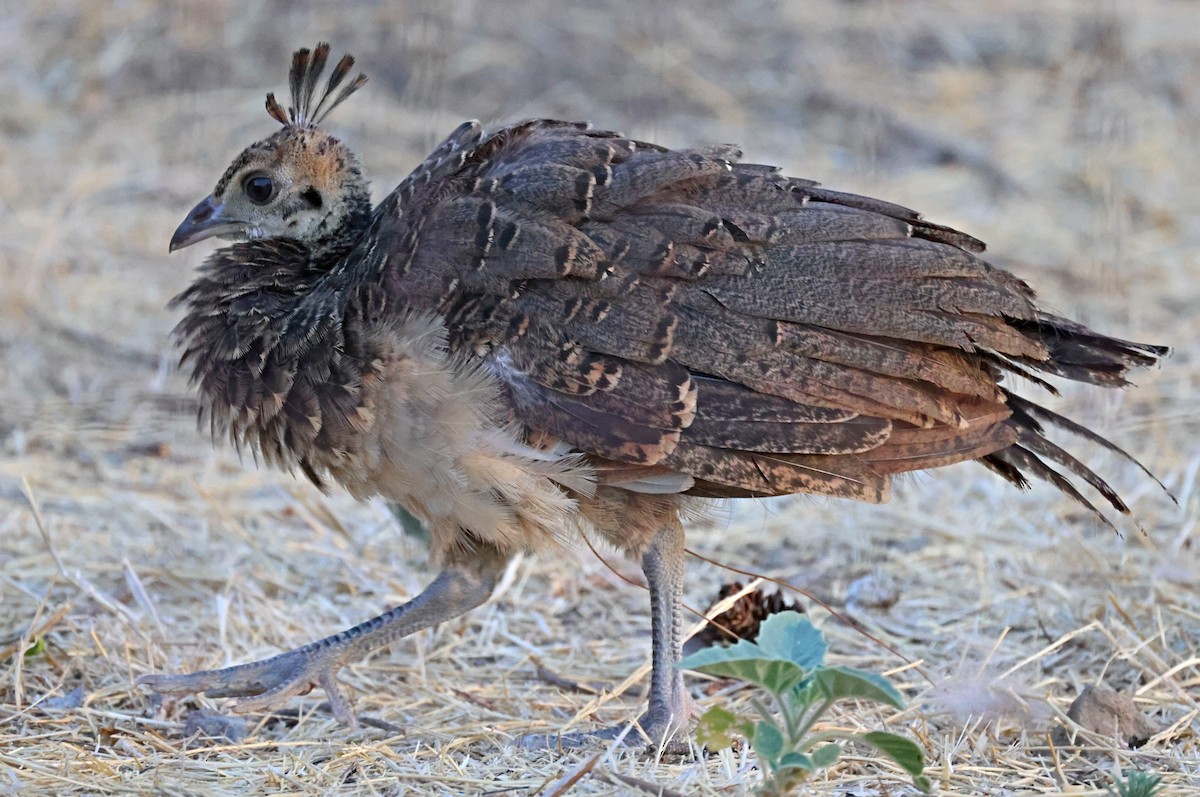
left=1, top=1, right=1198, bottom=794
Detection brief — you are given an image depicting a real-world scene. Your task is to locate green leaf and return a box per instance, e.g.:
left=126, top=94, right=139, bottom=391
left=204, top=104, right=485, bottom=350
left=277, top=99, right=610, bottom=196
left=678, top=612, right=826, bottom=694
left=23, top=638, right=45, bottom=657
left=1108, top=770, right=1165, bottom=797
left=749, top=720, right=784, bottom=769
left=678, top=644, right=808, bottom=694
left=778, top=751, right=813, bottom=771
left=388, top=502, right=430, bottom=543
left=754, top=612, right=828, bottom=670
left=792, top=675, right=818, bottom=709
left=858, top=731, right=926, bottom=780
left=810, top=743, right=841, bottom=768
left=811, top=665, right=905, bottom=709
left=695, top=705, right=739, bottom=751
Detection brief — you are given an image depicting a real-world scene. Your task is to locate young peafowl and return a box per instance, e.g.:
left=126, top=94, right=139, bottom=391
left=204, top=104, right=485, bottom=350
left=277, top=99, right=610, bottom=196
left=143, top=44, right=1167, bottom=743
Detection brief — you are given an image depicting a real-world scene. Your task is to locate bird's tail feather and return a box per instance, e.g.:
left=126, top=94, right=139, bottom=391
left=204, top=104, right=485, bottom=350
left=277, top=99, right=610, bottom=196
left=980, top=312, right=1170, bottom=530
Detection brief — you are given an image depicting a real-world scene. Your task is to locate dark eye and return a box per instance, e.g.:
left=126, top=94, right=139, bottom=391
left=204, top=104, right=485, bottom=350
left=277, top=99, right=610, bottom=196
left=243, top=174, right=275, bottom=204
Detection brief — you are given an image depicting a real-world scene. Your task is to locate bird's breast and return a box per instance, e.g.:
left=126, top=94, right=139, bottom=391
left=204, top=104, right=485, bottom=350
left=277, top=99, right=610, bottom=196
left=313, top=311, right=594, bottom=560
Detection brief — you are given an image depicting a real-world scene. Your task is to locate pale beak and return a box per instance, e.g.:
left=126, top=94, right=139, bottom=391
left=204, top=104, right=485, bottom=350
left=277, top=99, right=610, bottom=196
left=169, top=195, right=243, bottom=252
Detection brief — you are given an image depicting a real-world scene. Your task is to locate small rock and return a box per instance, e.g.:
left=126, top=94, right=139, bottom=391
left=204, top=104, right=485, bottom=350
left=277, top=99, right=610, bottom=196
left=39, top=685, right=85, bottom=711
left=1052, top=684, right=1159, bottom=749
left=845, top=571, right=901, bottom=611
left=184, top=708, right=248, bottom=743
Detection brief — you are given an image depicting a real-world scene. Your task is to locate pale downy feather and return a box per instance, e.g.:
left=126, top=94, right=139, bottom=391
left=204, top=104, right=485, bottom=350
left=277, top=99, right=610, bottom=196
left=344, top=311, right=594, bottom=557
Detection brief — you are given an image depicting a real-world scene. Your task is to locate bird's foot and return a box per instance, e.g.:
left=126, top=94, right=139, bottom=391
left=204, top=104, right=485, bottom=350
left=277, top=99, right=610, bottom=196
left=517, top=697, right=693, bottom=751
left=140, top=559, right=509, bottom=732
left=139, top=642, right=358, bottom=726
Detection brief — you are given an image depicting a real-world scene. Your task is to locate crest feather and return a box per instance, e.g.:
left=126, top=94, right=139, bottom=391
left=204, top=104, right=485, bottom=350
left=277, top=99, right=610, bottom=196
left=266, top=43, right=367, bottom=129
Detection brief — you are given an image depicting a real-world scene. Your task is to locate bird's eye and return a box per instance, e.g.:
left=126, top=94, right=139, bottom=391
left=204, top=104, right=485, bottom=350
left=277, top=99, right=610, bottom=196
left=243, top=174, right=276, bottom=205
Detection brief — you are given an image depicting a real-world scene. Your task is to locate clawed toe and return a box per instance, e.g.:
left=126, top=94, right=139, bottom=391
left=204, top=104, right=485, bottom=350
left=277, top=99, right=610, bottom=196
left=139, top=650, right=305, bottom=698
left=516, top=724, right=643, bottom=750
left=516, top=707, right=689, bottom=751
left=139, top=646, right=357, bottom=726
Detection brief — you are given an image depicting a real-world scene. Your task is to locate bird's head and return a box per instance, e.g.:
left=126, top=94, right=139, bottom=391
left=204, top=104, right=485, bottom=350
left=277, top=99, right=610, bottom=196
left=170, top=44, right=372, bottom=256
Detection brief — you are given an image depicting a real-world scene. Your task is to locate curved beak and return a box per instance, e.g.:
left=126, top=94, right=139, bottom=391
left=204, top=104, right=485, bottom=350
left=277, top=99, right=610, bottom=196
left=169, top=195, right=243, bottom=252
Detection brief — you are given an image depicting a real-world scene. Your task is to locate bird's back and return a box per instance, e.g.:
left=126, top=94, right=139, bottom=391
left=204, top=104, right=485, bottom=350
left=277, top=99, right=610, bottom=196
left=337, top=119, right=1163, bottom=519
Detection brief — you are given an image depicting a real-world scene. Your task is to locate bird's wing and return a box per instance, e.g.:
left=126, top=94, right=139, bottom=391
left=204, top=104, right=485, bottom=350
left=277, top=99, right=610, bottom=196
left=361, top=119, right=1162, bottom=506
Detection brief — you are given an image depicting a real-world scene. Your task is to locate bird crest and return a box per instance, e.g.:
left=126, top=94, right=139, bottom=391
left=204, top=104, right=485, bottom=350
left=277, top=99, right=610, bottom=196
left=265, top=43, right=367, bottom=130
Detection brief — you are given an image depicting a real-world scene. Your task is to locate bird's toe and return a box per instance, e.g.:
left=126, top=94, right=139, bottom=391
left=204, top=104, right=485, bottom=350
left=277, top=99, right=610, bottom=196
left=140, top=646, right=354, bottom=724
left=515, top=708, right=691, bottom=751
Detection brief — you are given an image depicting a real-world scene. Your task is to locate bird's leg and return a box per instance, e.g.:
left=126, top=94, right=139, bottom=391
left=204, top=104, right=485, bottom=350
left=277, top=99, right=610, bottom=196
left=140, top=545, right=510, bottom=727
left=520, top=518, right=693, bottom=748
left=638, top=516, right=693, bottom=741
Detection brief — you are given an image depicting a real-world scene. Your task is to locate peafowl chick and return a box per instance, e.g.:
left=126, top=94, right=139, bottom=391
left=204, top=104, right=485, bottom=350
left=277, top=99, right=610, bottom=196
left=142, top=44, right=1167, bottom=743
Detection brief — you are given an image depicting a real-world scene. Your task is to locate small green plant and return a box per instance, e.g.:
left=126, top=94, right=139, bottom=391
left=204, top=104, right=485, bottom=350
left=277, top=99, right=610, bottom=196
left=678, top=611, right=930, bottom=796
left=1107, top=769, right=1164, bottom=797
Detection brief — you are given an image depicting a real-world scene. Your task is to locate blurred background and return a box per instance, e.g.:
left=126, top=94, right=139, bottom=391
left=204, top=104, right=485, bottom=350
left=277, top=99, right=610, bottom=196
left=1, top=1, right=1196, bottom=794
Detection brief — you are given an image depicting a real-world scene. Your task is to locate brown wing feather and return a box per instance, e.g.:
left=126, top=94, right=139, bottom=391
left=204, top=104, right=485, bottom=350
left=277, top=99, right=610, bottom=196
left=364, top=119, right=1165, bottom=521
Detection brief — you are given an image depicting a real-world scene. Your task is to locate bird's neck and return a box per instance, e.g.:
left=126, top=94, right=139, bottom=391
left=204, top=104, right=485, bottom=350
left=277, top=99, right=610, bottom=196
left=170, top=238, right=361, bottom=477
left=311, top=184, right=373, bottom=260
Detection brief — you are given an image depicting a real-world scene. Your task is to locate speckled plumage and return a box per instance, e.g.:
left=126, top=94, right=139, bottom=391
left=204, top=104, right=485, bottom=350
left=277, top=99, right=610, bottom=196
left=144, top=44, right=1166, bottom=738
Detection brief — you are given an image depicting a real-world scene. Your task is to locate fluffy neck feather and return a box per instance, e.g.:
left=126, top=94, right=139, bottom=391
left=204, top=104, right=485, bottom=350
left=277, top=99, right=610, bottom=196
left=171, top=239, right=366, bottom=481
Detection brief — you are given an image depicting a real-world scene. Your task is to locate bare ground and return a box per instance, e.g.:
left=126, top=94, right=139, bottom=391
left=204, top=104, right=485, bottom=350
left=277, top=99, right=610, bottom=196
left=1, top=1, right=1197, bottom=794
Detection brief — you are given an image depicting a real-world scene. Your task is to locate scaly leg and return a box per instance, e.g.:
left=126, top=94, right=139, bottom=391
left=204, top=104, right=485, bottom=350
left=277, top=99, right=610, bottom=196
left=521, top=518, right=693, bottom=747
left=141, top=546, right=510, bottom=727
left=638, top=516, right=693, bottom=741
